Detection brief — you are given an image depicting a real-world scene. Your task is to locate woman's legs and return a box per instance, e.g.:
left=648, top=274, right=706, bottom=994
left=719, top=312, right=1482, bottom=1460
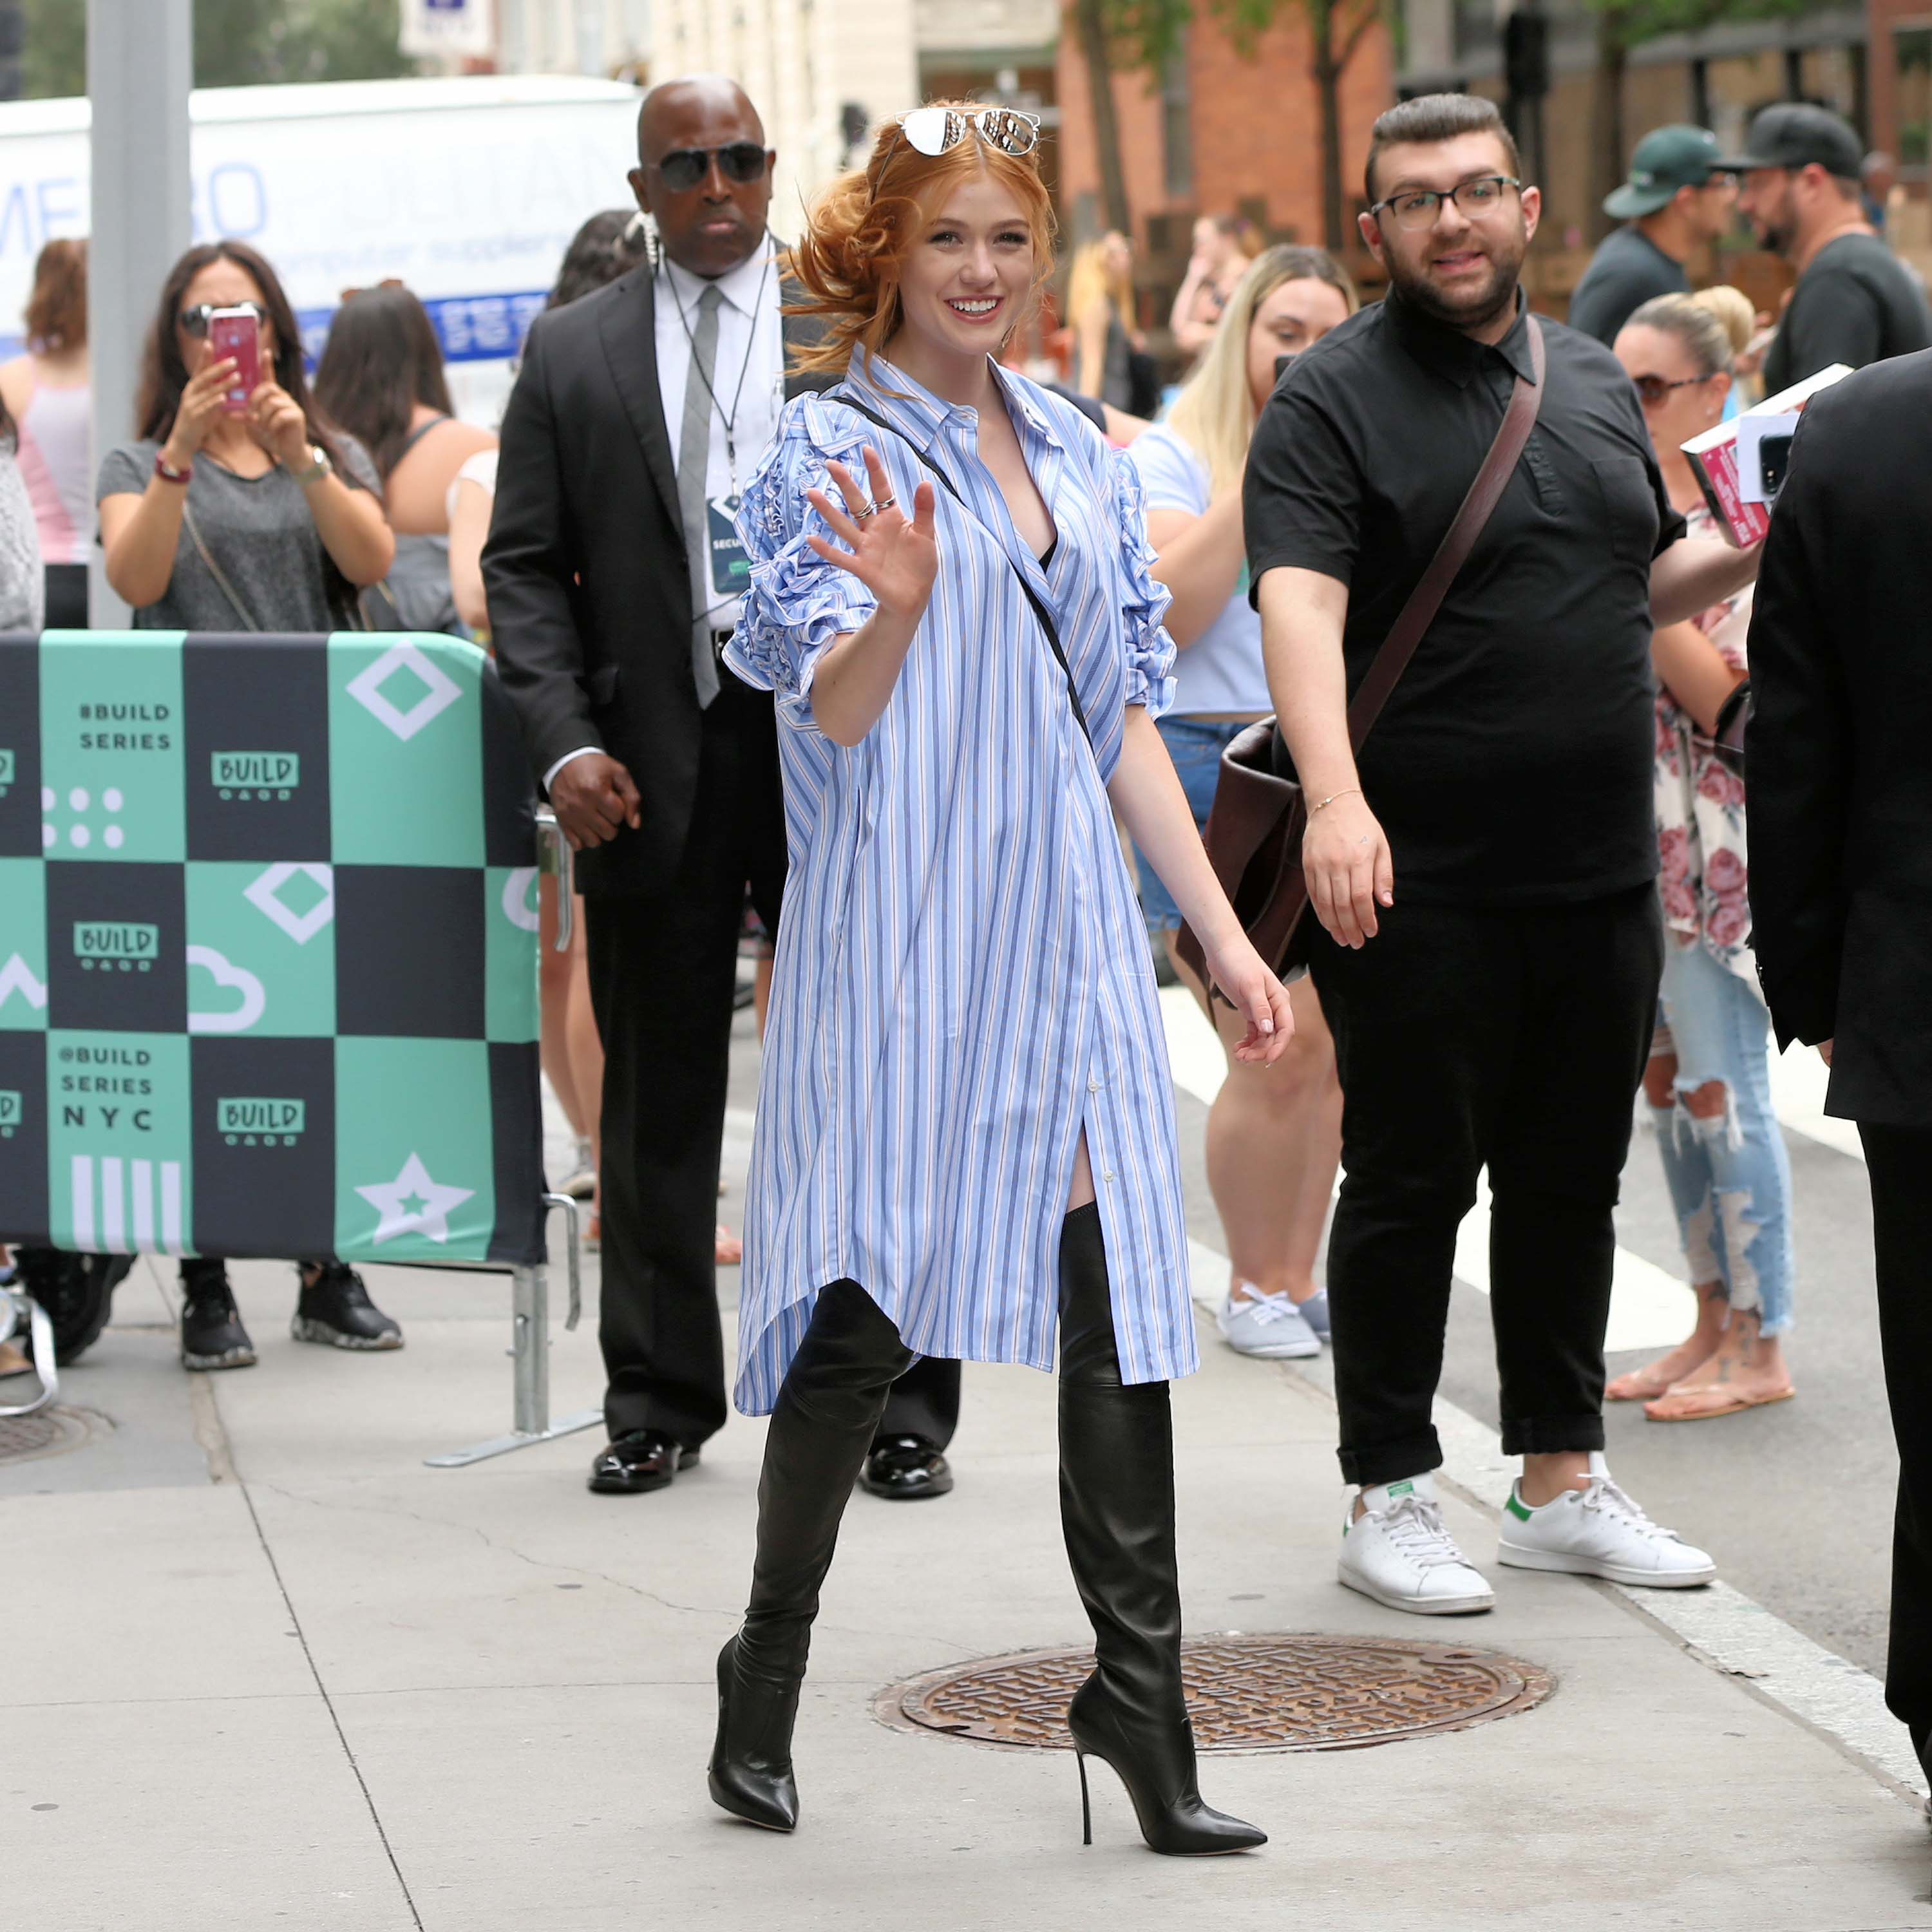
left=1643, top=946, right=1796, bottom=1419
left=1606, top=1025, right=1731, bottom=1399
left=711, top=1281, right=916, bottom=1830
left=1055, top=1201, right=1264, bottom=1853
left=1174, top=951, right=1341, bottom=1307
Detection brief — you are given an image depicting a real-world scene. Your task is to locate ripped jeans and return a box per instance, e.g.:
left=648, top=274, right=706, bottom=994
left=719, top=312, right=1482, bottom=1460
left=1649, top=938, right=1796, bottom=1336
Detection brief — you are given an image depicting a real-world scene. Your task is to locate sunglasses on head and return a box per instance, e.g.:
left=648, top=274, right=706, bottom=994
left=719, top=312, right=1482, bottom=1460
left=178, top=301, right=267, bottom=337
left=650, top=142, right=769, bottom=192
left=894, top=106, right=1040, bottom=160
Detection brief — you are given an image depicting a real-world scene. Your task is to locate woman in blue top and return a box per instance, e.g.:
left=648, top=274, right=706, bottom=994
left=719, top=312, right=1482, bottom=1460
left=1128, top=247, right=1356, bottom=1363
left=712, top=104, right=1290, bottom=1854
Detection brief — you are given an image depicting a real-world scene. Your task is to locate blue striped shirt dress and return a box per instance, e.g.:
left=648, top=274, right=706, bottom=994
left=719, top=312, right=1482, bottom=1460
left=722, top=352, right=1198, bottom=1416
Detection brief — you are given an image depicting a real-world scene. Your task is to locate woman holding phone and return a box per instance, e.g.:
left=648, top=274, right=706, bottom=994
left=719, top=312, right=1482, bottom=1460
left=708, top=102, right=1286, bottom=1855
left=96, top=240, right=400, bottom=1377
left=98, top=240, right=392, bottom=632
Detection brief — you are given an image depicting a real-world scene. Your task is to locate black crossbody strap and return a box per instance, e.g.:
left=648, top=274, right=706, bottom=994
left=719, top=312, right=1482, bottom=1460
left=828, top=393, right=1092, bottom=747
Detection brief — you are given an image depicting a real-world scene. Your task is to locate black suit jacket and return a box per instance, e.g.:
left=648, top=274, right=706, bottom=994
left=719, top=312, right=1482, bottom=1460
left=482, top=264, right=833, bottom=895
left=1745, top=348, right=1932, bottom=1125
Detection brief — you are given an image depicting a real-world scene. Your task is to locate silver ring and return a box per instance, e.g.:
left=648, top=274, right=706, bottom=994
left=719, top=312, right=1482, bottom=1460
left=852, top=501, right=878, bottom=520
left=873, top=495, right=896, bottom=514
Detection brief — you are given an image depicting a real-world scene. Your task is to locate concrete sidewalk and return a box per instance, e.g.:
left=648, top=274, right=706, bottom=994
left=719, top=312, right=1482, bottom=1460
left=7, top=1226, right=1929, bottom=1932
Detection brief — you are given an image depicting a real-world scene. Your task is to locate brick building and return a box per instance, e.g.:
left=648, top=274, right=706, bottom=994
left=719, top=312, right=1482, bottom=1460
left=1053, top=12, right=1394, bottom=342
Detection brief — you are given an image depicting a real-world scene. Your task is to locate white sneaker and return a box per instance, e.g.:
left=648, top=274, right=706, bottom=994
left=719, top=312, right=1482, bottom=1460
left=1216, top=1285, right=1321, bottom=1359
left=1338, top=1473, right=1496, bottom=1615
left=1497, top=1453, right=1717, bottom=1588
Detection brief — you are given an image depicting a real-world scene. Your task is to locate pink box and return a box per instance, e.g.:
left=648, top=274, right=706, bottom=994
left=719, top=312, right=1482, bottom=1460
left=1681, top=363, right=1853, bottom=547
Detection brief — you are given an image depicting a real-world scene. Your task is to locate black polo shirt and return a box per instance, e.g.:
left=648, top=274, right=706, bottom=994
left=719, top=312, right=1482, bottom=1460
left=1244, top=292, right=1684, bottom=906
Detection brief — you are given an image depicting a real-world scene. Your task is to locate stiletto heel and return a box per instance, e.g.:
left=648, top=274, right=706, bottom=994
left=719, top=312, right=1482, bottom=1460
left=1077, top=1750, right=1092, bottom=1845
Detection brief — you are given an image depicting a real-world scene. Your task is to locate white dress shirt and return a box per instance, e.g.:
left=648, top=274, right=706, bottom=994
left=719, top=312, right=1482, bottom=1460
left=544, top=238, right=786, bottom=795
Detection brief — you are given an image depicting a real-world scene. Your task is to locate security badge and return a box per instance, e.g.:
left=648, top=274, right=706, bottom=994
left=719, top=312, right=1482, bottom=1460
left=708, top=493, right=750, bottom=596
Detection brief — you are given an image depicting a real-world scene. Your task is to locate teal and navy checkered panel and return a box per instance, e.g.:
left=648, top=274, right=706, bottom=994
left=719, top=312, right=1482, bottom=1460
left=0, top=632, right=544, bottom=1266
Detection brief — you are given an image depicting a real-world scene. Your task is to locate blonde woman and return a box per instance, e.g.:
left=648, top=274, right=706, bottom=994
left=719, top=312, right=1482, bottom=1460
left=1068, top=229, right=1143, bottom=410
left=1129, top=245, right=1357, bottom=1361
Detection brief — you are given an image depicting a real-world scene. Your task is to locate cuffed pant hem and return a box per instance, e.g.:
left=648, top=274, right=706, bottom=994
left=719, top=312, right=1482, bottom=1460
left=1338, top=1428, right=1443, bottom=1488
left=1500, top=1416, right=1606, bottom=1457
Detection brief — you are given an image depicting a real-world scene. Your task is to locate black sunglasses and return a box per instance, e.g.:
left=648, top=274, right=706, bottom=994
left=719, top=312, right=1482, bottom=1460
left=1631, top=372, right=1712, bottom=406
left=650, top=143, right=769, bottom=192
left=178, top=301, right=267, bottom=337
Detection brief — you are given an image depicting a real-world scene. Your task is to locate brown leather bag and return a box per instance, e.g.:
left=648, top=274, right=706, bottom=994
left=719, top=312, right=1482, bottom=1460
left=1178, top=316, right=1547, bottom=991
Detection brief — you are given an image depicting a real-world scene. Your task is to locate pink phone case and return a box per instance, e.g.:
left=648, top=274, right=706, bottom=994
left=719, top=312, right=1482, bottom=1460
left=208, top=310, right=261, bottom=413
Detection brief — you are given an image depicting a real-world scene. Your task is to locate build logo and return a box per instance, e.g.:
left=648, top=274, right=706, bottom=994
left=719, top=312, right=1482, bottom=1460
left=216, top=1095, right=305, bottom=1146
left=210, top=752, right=300, bottom=801
left=73, top=921, right=158, bottom=971
left=0, top=748, right=14, bottom=797
left=0, top=1087, right=20, bottom=1136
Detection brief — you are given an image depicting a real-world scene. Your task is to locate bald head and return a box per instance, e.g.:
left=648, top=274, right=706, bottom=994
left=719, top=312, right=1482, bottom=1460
left=629, top=75, right=774, bottom=278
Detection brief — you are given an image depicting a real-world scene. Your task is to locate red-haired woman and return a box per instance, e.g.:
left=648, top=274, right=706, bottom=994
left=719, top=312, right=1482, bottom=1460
left=709, top=105, right=1286, bottom=1855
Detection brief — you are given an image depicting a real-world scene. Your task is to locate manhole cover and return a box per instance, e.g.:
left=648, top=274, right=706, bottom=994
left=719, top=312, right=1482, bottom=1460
left=0, top=1406, right=104, bottom=1466
left=878, top=1634, right=1553, bottom=1753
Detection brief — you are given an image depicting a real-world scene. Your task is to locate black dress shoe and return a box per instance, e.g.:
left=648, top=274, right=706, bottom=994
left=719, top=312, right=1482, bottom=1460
left=858, top=1433, right=954, bottom=1500
left=587, top=1430, right=699, bottom=1495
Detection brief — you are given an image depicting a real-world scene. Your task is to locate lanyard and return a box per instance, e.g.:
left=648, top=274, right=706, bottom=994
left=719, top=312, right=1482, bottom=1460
left=663, top=238, right=775, bottom=493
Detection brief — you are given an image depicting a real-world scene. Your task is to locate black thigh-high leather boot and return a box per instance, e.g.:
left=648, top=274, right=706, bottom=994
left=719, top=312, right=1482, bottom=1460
left=1057, top=1202, right=1266, bottom=1855
left=708, top=1280, right=916, bottom=1832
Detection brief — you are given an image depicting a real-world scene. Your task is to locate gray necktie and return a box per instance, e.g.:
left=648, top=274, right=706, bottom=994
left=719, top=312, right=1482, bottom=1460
left=677, top=281, right=724, bottom=709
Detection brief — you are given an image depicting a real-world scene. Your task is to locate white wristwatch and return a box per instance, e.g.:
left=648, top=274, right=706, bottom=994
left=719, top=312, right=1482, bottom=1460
left=290, top=444, right=332, bottom=485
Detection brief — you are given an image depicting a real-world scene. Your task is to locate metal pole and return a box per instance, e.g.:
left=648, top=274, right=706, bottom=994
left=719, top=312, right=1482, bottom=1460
left=87, top=0, right=194, bottom=629
left=512, top=1262, right=549, bottom=1437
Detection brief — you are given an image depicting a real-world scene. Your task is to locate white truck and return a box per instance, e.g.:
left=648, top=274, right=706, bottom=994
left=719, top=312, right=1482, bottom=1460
left=0, top=73, right=645, bottom=424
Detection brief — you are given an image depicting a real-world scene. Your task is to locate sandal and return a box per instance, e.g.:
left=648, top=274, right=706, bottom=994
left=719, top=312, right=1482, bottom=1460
left=1644, top=1383, right=1795, bottom=1423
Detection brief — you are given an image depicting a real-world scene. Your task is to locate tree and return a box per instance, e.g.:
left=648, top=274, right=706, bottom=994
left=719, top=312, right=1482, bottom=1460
left=1092, top=0, right=1386, bottom=251
left=1582, top=0, right=1805, bottom=243
left=18, top=0, right=418, bottom=100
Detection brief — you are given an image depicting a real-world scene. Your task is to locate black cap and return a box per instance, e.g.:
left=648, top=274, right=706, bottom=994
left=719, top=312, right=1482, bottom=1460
left=1735, top=102, right=1864, bottom=180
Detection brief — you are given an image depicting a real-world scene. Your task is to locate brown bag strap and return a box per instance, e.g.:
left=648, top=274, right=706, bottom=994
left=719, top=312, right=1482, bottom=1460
left=1343, top=314, right=1546, bottom=745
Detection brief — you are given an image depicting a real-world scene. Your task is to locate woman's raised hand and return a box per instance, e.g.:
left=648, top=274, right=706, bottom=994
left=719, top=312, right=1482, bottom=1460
left=804, top=446, right=938, bottom=623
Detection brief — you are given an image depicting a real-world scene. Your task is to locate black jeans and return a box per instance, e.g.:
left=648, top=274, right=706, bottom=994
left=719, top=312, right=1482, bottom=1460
left=1307, top=886, right=1662, bottom=1486
left=1856, top=1124, right=1932, bottom=1768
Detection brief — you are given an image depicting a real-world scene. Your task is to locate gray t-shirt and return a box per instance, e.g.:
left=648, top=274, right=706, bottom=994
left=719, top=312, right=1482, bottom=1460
left=1567, top=225, right=1688, bottom=346
left=96, top=433, right=379, bottom=631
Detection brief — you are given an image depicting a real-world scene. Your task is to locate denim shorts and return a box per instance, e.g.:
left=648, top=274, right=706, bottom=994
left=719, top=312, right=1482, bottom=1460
left=1134, top=715, right=1255, bottom=933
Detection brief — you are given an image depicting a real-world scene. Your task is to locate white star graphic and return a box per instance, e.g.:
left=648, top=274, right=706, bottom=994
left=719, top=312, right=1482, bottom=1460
left=354, top=1152, right=477, bottom=1245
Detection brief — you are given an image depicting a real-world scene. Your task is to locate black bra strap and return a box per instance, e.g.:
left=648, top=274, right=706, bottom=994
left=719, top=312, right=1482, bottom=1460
left=828, top=393, right=1092, bottom=747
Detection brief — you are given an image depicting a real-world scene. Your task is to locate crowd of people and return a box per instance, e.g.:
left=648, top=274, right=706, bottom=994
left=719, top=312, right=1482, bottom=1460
left=4, top=61, right=1931, bottom=1863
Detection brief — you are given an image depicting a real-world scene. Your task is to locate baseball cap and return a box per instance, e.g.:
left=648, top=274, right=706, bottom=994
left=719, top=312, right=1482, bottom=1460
left=1604, top=125, right=1750, bottom=218
left=1732, top=102, right=1864, bottom=180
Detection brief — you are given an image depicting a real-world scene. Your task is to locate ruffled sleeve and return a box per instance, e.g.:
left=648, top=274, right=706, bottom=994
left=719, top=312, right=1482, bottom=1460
left=723, top=406, right=878, bottom=735
left=1108, top=446, right=1177, bottom=719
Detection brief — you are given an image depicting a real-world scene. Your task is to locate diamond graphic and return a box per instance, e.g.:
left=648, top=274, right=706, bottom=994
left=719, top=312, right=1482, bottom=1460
left=345, top=642, right=464, bottom=743
left=355, top=1151, right=476, bottom=1245
left=243, top=862, right=336, bottom=945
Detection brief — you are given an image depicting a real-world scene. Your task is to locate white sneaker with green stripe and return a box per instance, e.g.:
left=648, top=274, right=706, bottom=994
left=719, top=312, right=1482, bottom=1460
left=1497, top=1452, right=1716, bottom=1587
left=1338, top=1473, right=1496, bottom=1615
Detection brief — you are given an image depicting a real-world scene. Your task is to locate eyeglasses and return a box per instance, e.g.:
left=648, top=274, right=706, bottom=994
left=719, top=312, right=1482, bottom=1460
left=649, top=142, right=770, bottom=192
left=1631, top=372, right=1712, bottom=406
left=178, top=301, right=266, bottom=337
left=1370, top=175, right=1521, bottom=232
left=895, top=106, right=1040, bottom=160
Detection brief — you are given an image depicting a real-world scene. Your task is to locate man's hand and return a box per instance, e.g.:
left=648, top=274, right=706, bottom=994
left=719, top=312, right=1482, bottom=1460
left=1303, top=791, right=1394, bottom=948
left=549, top=752, right=641, bottom=850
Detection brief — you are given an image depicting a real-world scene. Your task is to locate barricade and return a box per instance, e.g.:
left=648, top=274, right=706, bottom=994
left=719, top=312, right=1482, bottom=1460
left=0, top=629, right=594, bottom=1461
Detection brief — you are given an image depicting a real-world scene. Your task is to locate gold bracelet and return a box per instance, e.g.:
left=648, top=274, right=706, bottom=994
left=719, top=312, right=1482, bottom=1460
left=1309, top=786, right=1361, bottom=815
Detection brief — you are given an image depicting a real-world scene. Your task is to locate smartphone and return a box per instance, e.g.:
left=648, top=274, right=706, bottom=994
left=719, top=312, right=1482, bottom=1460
left=207, top=307, right=262, bottom=413
left=1757, top=428, right=1795, bottom=501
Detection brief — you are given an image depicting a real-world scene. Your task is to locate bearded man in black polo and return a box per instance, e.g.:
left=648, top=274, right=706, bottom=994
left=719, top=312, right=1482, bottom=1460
left=1245, top=93, right=1757, bottom=1616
